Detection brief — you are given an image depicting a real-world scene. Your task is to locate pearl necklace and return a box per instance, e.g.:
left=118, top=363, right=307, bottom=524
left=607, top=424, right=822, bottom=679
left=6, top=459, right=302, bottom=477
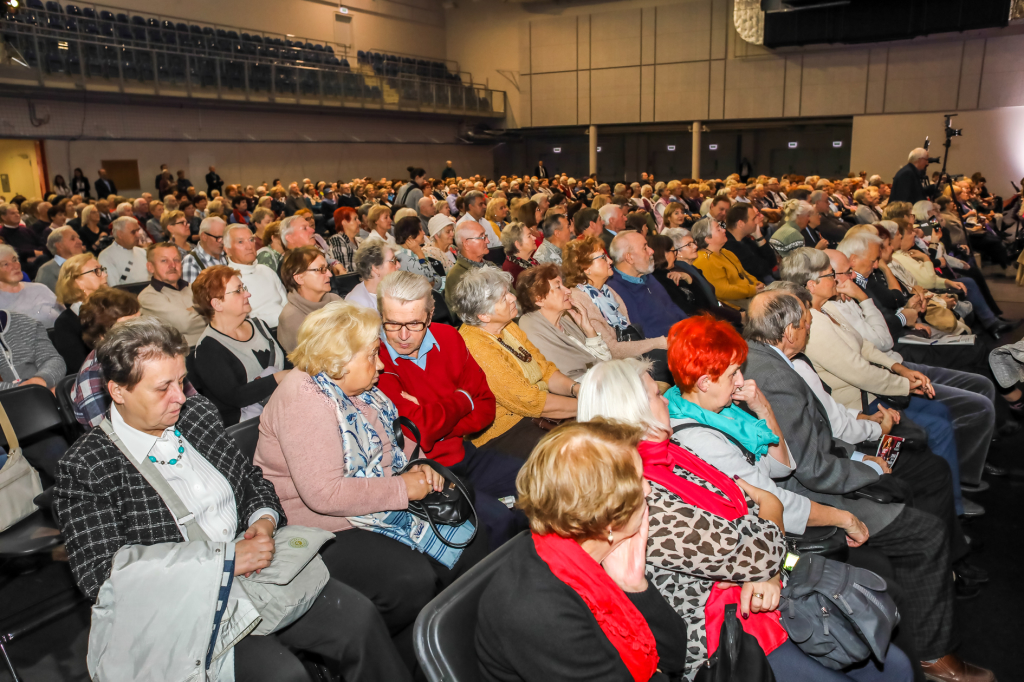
left=148, top=428, right=185, bottom=466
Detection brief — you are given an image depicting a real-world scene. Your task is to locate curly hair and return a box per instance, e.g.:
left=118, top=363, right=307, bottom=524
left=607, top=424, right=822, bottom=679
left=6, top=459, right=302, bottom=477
left=515, top=262, right=561, bottom=314
left=191, top=264, right=240, bottom=322
left=561, top=235, right=606, bottom=287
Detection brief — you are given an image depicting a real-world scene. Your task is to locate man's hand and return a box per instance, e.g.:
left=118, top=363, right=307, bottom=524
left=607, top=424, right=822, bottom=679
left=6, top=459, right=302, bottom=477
left=330, top=262, right=346, bottom=276
left=842, top=512, right=869, bottom=547
left=755, top=281, right=766, bottom=292
left=946, top=280, right=967, bottom=295
left=900, top=307, right=919, bottom=326
left=897, top=367, right=933, bottom=398
left=836, top=278, right=868, bottom=302
left=862, top=455, right=892, bottom=475
left=815, top=238, right=829, bottom=250
left=21, top=377, right=48, bottom=389
left=912, top=323, right=931, bottom=337
left=909, top=250, right=930, bottom=263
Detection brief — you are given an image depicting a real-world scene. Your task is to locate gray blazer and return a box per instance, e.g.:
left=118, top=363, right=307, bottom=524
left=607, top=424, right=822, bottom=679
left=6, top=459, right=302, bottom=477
left=741, top=341, right=902, bottom=534
left=34, top=258, right=60, bottom=293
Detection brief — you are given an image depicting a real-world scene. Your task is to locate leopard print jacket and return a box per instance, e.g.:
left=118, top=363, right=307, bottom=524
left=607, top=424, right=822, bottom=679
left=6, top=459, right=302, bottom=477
left=646, top=466, right=786, bottom=681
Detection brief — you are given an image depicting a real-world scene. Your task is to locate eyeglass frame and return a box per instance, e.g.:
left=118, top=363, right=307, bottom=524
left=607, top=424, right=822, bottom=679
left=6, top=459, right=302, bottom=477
left=76, top=266, right=108, bottom=278
left=223, top=283, right=250, bottom=296
left=382, top=319, right=429, bottom=332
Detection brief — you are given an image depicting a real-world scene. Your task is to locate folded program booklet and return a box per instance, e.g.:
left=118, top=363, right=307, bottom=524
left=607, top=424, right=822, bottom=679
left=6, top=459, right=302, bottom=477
left=898, top=334, right=976, bottom=346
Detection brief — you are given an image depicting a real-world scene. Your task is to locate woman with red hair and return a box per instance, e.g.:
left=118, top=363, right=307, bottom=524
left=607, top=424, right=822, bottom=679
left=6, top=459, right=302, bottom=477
left=328, top=205, right=363, bottom=273
left=663, top=316, right=870, bottom=547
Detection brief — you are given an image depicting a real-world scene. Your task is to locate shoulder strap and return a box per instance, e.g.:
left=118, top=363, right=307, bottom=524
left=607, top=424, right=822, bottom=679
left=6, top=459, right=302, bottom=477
left=0, top=399, right=19, bottom=453
left=98, top=418, right=211, bottom=542
left=671, top=421, right=757, bottom=466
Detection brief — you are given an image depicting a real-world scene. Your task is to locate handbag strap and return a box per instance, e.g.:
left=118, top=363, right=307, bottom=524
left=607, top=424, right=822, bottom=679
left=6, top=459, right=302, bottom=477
left=672, top=422, right=758, bottom=466
left=98, top=418, right=211, bottom=542
left=0, top=399, right=19, bottom=454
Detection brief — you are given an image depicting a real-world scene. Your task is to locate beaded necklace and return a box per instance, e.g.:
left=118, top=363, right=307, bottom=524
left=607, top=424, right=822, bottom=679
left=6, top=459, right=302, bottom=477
left=148, top=428, right=186, bottom=466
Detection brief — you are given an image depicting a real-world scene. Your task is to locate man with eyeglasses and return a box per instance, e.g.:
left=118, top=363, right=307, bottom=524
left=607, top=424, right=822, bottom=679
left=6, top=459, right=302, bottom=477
left=182, top=217, right=229, bottom=284
left=138, top=242, right=206, bottom=345
left=224, top=224, right=288, bottom=327
left=375, top=271, right=523, bottom=548
left=34, top=226, right=84, bottom=293
left=98, top=216, right=150, bottom=285
left=443, top=221, right=496, bottom=314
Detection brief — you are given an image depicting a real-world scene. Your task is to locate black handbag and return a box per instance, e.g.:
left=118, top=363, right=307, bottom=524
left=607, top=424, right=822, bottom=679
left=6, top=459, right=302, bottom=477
left=615, top=324, right=646, bottom=343
left=392, top=417, right=478, bottom=549
left=785, top=525, right=849, bottom=563
left=843, top=474, right=913, bottom=506
left=693, top=604, right=776, bottom=682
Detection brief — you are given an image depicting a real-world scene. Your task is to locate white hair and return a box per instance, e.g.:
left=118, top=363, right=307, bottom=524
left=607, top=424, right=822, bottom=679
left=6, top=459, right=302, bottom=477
left=115, top=202, right=133, bottom=217
left=46, top=225, right=76, bottom=254
left=577, top=358, right=662, bottom=436
left=450, top=266, right=513, bottom=327
left=111, top=215, right=137, bottom=234
left=662, top=228, right=691, bottom=249
left=377, top=270, right=434, bottom=315
left=278, top=215, right=306, bottom=248
left=224, top=223, right=252, bottom=242
left=394, top=207, right=417, bottom=222
left=199, top=216, right=226, bottom=237
left=132, top=198, right=147, bottom=211
left=598, top=203, right=620, bottom=226
left=908, top=148, right=929, bottom=163
left=837, top=232, right=883, bottom=259
left=912, top=201, right=934, bottom=222
left=608, top=230, right=637, bottom=264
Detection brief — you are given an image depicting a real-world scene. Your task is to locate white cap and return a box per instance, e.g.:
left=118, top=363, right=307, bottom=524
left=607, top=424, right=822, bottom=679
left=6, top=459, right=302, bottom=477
left=428, top=214, right=455, bottom=237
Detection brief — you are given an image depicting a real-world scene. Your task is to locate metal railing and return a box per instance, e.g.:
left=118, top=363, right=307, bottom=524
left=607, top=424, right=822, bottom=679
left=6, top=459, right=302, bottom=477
left=0, top=5, right=504, bottom=116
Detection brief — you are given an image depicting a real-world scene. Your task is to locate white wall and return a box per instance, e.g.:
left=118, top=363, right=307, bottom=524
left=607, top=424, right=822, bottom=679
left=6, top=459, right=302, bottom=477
left=850, top=107, right=1024, bottom=197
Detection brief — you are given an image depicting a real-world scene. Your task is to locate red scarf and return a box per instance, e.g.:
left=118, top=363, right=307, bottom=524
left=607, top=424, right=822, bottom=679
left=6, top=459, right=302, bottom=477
left=638, top=439, right=787, bottom=657
left=532, top=532, right=659, bottom=682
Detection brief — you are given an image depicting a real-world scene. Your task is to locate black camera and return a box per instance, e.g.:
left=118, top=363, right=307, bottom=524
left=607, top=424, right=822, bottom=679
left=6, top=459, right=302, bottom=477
left=927, top=156, right=941, bottom=164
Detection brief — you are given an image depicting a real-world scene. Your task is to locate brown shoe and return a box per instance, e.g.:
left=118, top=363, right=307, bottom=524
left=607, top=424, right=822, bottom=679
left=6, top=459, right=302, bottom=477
left=921, top=655, right=996, bottom=682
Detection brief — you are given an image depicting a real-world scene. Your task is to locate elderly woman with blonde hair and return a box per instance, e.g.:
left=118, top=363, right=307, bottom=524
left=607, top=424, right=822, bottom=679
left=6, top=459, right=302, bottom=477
left=51, top=251, right=109, bottom=369
left=254, top=300, right=486, bottom=668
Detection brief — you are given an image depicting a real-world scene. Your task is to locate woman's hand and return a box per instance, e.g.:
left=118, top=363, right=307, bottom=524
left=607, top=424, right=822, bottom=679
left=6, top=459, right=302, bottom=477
left=732, top=379, right=771, bottom=418
left=894, top=365, right=934, bottom=398
left=666, top=270, right=691, bottom=285
left=909, top=250, right=930, bottom=263
left=400, top=391, right=421, bottom=405
left=235, top=518, right=276, bottom=577
left=945, top=279, right=967, bottom=295
left=737, top=574, right=782, bottom=617
left=566, top=305, right=597, bottom=337
left=602, top=505, right=649, bottom=593
left=841, top=512, right=869, bottom=547
left=400, top=464, right=444, bottom=500
left=331, top=262, right=347, bottom=276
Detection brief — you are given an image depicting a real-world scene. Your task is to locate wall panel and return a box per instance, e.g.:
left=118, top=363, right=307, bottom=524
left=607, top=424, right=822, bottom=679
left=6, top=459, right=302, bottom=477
left=724, top=58, right=785, bottom=119
left=654, top=62, right=710, bottom=122
left=978, top=35, right=1024, bottom=109
left=530, top=17, right=578, bottom=74
left=531, top=72, right=579, bottom=127
left=590, top=10, right=641, bottom=69
left=884, top=43, right=962, bottom=113
left=654, top=2, right=712, bottom=65
left=591, top=67, right=642, bottom=124
left=800, top=50, right=869, bottom=116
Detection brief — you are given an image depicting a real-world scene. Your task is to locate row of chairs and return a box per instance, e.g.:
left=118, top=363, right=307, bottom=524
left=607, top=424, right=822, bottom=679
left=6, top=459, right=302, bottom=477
left=357, top=50, right=459, bottom=83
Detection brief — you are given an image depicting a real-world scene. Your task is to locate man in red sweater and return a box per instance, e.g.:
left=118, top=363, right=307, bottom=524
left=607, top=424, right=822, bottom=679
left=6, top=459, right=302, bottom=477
left=376, top=272, right=526, bottom=547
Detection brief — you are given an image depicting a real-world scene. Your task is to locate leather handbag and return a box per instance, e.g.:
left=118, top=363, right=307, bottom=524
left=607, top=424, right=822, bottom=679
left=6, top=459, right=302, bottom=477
left=392, top=416, right=478, bottom=549
left=694, top=604, right=776, bottom=682
left=0, top=400, right=43, bottom=532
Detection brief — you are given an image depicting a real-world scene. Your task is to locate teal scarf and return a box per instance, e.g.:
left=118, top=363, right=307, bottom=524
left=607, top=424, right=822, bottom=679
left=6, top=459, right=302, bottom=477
left=665, top=387, right=778, bottom=461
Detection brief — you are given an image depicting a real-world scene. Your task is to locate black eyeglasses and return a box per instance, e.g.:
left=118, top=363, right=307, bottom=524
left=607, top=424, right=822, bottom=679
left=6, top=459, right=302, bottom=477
left=819, top=271, right=837, bottom=279
left=383, top=320, right=427, bottom=332
left=76, top=266, right=107, bottom=278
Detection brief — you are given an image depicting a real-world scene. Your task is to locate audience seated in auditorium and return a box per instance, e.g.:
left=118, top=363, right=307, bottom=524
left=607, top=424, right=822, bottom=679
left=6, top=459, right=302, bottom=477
left=690, top=194, right=728, bottom=238
left=573, top=206, right=604, bottom=239
left=190, top=265, right=291, bottom=425
left=223, top=224, right=288, bottom=327
left=691, top=215, right=763, bottom=310
left=98, top=217, right=149, bottom=285
left=160, top=209, right=194, bottom=256
left=364, top=205, right=398, bottom=247
left=70, top=288, right=143, bottom=427
left=662, top=228, right=744, bottom=328
left=424, top=214, right=457, bottom=271
left=253, top=299, right=486, bottom=672
left=0, top=244, right=63, bottom=327
left=374, top=271, right=523, bottom=546
left=722, top=203, right=776, bottom=284
left=452, top=267, right=578, bottom=459
left=52, top=252, right=110, bottom=370
left=346, top=241, right=400, bottom=311
left=394, top=215, right=444, bottom=291
left=517, top=263, right=611, bottom=380
left=534, top=214, right=571, bottom=265
left=444, top=220, right=495, bottom=312
left=35, top=226, right=85, bottom=293
left=645, top=234, right=704, bottom=317
left=277, top=247, right=341, bottom=353
left=137, top=243, right=207, bottom=346
left=499, top=222, right=538, bottom=286
left=182, top=217, right=229, bottom=283
left=596, top=204, right=625, bottom=250
left=55, top=318, right=409, bottom=681
left=607, top=231, right=688, bottom=339
left=578, top=357, right=914, bottom=682
left=476, top=420, right=689, bottom=682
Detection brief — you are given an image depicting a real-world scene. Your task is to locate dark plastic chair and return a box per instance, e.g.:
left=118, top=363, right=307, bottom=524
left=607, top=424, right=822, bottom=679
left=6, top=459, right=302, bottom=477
left=484, top=247, right=505, bottom=266
left=114, top=281, right=149, bottom=295
left=226, top=417, right=260, bottom=461
left=414, top=532, right=526, bottom=682
left=54, top=374, right=83, bottom=436
left=331, top=273, right=360, bottom=297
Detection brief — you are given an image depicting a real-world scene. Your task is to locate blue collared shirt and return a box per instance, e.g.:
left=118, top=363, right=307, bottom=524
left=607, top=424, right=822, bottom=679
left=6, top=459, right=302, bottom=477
left=768, top=344, right=795, bottom=369
left=382, top=327, right=439, bottom=371
left=613, top=268, right=647, bottom=285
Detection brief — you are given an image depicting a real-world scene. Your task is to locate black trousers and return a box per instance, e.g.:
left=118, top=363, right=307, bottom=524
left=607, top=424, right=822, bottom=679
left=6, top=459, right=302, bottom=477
left=234, top=578, right=411, bottom=682
left=319, top=525, right=490, bottom=671
left=451, top=442, right=529, bottom=549
left=890, top=447, right=970, bottom=563
left=868, top=507, right=955, bottom=662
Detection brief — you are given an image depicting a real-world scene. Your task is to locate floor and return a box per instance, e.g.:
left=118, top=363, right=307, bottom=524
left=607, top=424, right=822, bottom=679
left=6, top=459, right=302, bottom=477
left=2, top=279, right=1024, bottom=682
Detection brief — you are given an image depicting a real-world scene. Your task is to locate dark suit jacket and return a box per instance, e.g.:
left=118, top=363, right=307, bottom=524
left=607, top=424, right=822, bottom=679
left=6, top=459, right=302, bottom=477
left=476, top=534, right=684, bottom=682
left=891, top=163, right=932, bottom=204
left=741, top=342, right=901, bottom=534
left=94, top=178, right=117, bottom=199
left=816, top=213, right=849, bottom=246
left=54, top=396, right=285, bottom=599
left=862, top=271, right=910, bottom=342
left=205, top=172, right=223, bottom=194
left=534, top=165, right=548, bottom=178
left=284, top=195, right=307, bottom=216
left=723, top=230, right=776, bottom=280
left=599, top=229, right=615, bottom=250
left=336, top=194, right=360, bottom=209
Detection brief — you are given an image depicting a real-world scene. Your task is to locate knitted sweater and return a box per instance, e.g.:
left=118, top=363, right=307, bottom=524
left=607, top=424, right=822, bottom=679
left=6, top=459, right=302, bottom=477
left=606, top=270, right=688, bottom=339
left=0, top=310, right=66, bottom=389
left=691, top=249, right=758, bottom=305
left=138, top=279, right=207, bottom=346
left=277, top=291, right=342, bottom=353
left=460, top=322, right=558, bottom=446
left=376, top=323, right=496, bottom=466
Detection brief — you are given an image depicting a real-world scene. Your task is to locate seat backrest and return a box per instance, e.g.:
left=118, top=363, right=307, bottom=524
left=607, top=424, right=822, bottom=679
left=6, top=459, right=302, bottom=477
left=0, top=384, right=66, bottom=443
left=55, top=374, right=83, bottom=437
left=114, top=281, right=148, bottom=296
left=414, top=532, right=527, bottom=682
left=226, top=417, right=260, bottom=461
left=330, top=273, right=360, bottom=297
left=483, top=247, right=505, bottom=266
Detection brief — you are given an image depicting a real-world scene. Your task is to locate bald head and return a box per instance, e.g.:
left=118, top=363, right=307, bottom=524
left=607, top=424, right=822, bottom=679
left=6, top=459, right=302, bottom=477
left=743, top=288, right=809, bottom=355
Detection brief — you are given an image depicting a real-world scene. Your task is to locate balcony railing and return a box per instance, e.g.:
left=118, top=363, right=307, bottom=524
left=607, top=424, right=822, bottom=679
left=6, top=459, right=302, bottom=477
left=0, top=6, right=505, bottom=117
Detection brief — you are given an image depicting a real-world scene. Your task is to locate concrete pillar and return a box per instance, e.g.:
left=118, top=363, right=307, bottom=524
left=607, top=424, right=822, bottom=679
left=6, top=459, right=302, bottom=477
left=691, top=121, right=702, bottom=179
left=589, top=124, right=598, bottom=177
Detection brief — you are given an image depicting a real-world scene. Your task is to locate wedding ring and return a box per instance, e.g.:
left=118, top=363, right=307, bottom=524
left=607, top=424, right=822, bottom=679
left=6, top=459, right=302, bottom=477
left=753, top=593, right=764, bottom=599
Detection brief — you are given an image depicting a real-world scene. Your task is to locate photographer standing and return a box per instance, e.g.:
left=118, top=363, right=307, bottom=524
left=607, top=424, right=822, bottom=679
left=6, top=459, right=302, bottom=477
left=892, top=148, right=937, bottom=204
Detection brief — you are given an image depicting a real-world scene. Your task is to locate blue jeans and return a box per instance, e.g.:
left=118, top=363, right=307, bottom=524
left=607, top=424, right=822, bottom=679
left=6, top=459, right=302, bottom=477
left=871, top=396, right=963, bottom=516
left=767, top=640, right=913, bottom=682
left=957, top=276, right=997, bottom=328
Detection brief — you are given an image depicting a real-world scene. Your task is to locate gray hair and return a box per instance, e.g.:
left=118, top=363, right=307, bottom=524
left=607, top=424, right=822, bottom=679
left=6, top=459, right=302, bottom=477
left=783, top=199, right=814, bottom=223
left=46, top=225, right=76, bottom=254
left=377, top=270, right=434, bottom=316
left=661, top=228, right=691, bottom=249
left=115, top=202, right=134, bottom=217
left=464, top=190, right=485, bottom=206
left=868, top=174, right=883, bottom=186
left=454, top=220, right=482, bottom=250
left=808, top=190, right=827, bottom=205
left=278, top=215, right=305, bottom=248
left=815, top=179, right=830, bottom=189
left=500, top=221, right=529, bottom=257
left=199, top=216, right=226, bottom=237
left=608, top=231, right=637, bottom=264
left=912, top=201, right=934, bottom=222
left=394, top=207, right=417, bottom=222
left=837, top=232, right=882, bottom=259
left=111, top=215, right=138, bottom=234
left=353, top=241, right=390, bottom=281
left=97, top=317, right=188, bottom=391
left=224, top=223, right=252, bottom=242
left=779, top=247, right=830, bottom=286
left=765, top=279, right=813, bottom=307
left=691, top=219, right=713, bottom=250
left=742, top=289, right=806, bottom=346
left=0, top=244, right=17, bottom=261
left=450, top=266, right=513, bottom=327
left=598, top=203, right=621, bottom=227
left=577, top=358, right=662, bottom=436
left=876, top=221, right=898, bottom=238
left=132, top=198, right=147, bottom=211
left=908, top=148, right=929, bottom=163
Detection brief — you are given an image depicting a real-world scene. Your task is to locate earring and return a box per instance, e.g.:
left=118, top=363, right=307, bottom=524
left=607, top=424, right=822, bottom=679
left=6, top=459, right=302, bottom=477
left=608, top=530, right=614, bottom=543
